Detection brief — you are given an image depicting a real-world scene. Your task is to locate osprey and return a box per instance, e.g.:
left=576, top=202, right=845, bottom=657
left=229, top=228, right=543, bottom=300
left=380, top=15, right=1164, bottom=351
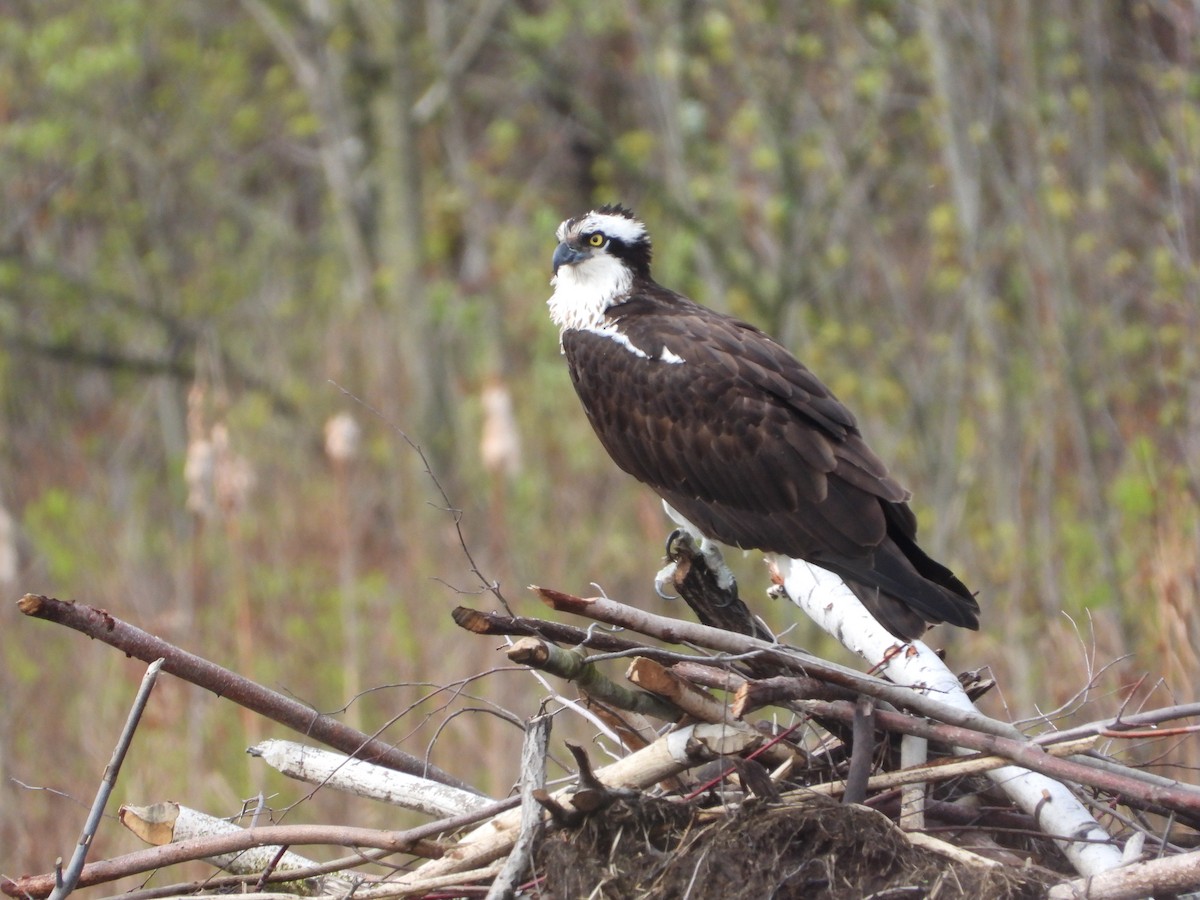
left=547, top=204, right=979, bottom=640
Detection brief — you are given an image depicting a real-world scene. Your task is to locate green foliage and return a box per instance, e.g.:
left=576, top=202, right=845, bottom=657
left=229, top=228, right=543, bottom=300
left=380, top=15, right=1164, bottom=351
left=22, top=487, right=103, bottom=588
left=1109, top=437, right=1160, bottom=526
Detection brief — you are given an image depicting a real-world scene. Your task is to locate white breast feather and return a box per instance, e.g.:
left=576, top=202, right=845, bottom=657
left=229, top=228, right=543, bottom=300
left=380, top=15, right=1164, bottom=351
left=549, top=209, right=673, bottom=361
left=547, top=254, right=632, bottom=332
left=548, top=254, right=688, bottom=363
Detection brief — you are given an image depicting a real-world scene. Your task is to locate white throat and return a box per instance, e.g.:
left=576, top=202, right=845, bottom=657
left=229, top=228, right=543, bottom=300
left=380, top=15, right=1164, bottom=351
left=547, top=254, right=633, bottom=333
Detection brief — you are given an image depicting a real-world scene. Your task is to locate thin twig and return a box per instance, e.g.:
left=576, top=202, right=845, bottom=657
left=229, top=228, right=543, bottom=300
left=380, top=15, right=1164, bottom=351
left=50, top=659, right=165, bottom=900
left=1033, top=702, right=1200, bottom=745
left=91, top=850, right=392, bottom=900
left=330, top=384, right=509, bottom=612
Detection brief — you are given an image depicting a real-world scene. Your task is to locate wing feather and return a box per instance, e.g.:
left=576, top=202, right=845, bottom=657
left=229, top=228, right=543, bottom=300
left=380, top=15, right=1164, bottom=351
left=560, top=284, right=978, bottom=638
left=562, top=296, right=900, bottom=562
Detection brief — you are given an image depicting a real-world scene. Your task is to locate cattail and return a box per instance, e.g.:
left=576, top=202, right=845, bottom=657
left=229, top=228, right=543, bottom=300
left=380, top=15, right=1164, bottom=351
left=480, top=378, right=521, bottom=479
left=184, top=437, right=216, bottom=518
left=324, top=412, right=362, bottom=466
left=212, top=424, right=255, bottom=516
left=0, top=502, right=16, bottom=586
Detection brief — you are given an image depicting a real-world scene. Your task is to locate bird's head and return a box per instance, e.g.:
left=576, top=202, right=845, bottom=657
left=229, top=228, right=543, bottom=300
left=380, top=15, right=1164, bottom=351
left=548, top=204, right=653, bottom=332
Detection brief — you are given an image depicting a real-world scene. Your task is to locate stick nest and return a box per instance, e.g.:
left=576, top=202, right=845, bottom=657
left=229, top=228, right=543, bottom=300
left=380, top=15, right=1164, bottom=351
left=537, top=794, right=1051, bottom=899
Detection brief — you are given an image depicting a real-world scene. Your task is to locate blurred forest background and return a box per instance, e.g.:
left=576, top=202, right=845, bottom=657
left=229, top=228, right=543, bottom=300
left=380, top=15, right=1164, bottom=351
left=2, top=0, right=1199, bottom=882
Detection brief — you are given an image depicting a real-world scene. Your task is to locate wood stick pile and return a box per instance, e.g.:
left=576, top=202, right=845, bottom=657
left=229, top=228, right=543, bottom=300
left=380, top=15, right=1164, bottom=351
left=9, top=536, right=1200, bottom=899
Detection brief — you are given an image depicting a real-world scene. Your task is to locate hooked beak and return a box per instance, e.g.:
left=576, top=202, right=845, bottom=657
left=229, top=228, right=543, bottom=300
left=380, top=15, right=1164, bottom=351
left=552, top=241, right=590, bottom=274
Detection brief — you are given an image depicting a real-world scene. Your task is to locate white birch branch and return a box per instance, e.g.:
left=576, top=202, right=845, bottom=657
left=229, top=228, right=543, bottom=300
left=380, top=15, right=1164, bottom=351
left=248, top=739, right=494, bottom=818
left=770, top=554, right=1125, bottom=877
left=118, top=801, right=349, bottom=895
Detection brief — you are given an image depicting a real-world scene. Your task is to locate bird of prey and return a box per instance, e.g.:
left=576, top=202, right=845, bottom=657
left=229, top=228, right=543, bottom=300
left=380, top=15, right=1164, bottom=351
left=546, top=204, right=979, bottom=640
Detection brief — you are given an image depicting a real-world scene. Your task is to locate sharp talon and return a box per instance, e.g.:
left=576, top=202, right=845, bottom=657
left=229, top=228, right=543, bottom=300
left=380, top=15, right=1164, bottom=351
left=654, top=562, right=678, bottom=600
left=664, top=527, right=686, bottom=559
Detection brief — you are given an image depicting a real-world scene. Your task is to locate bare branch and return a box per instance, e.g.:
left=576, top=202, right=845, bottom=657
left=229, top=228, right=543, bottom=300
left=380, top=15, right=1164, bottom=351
left=505, top=637, right=680, bottom=721
left=842, top=696, right=876, bottom=806
left=796, top=698, right=1200, bottom=823
left=530, top=586, right=1037, bottom=739
left=16, top=594, right=479, bottom=794
left=1034, top=702, right=1200, bottom=745
left=452, top=606, right=643, bottom=654
left=1047, top=848, right=1200, bottom=900
left=4, top=822, right=445, bottom=899
left=485, top=714, right=550, bottom=900
left=50, top=659, right=165, bottom=900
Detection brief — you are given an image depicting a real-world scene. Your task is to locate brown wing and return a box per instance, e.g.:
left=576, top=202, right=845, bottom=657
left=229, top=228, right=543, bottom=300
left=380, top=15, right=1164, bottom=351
left=563, top=294, right=904, bottom=558
left=562, top=288, right=978, bottom=637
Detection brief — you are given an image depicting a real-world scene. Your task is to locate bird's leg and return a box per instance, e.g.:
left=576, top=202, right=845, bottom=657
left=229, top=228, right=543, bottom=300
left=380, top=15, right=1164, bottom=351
left=659, top=501, right=739, bottom=595
left=695, top=535, right=737, bottom=596
left=655, top=526, right=738, bottom=596
left=673, top=531, right=738, bottom=603
left=655, top=527, right=780, bottom=643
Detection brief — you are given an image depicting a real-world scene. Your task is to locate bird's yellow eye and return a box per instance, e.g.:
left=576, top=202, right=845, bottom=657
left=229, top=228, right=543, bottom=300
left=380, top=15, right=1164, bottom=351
left=587, top=232, right=606, bottom=247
